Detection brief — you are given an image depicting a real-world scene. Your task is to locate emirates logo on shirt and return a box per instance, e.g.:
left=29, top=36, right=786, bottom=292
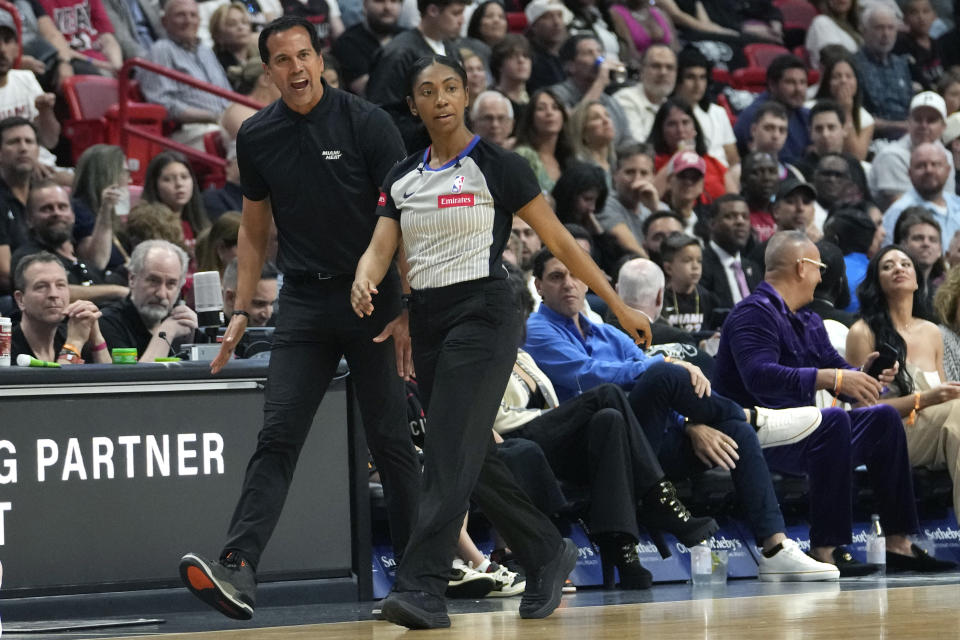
left=438, top=194, right=474, bottom=208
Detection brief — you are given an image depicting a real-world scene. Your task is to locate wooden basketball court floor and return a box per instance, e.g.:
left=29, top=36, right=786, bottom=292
left=15, top=576, right=960, bottom=640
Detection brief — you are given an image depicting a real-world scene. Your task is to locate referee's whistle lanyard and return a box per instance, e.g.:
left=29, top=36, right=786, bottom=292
left=415, top=135, right=479, bottom=174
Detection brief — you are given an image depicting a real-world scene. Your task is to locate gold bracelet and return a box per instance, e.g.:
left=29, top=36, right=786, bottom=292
left=907, top=392, right=921, bottom=426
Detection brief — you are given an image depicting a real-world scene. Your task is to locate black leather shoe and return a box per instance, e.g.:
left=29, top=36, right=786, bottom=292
left=519, top=538, right=577, bottom=619
left=380, top=590, right=450, bottom=629
left=887, top=544, right=958, bottom=573
left=826, top=547, right=877, bottom=577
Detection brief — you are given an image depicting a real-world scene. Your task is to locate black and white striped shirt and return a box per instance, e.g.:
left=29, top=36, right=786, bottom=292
left=379, top=136, right=541, bottom=290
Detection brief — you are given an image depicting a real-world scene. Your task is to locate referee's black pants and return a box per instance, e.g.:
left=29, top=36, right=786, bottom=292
left=506, top=383, right=664, bottom=539
left=222, top=269, right=420, bottom=569
left=394, top=278, right=561, bottom=598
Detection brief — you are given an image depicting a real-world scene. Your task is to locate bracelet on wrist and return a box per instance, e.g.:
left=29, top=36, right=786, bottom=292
left=92, top=341, right=108, bottom=352
left=61, top=343, right=81, bottom=357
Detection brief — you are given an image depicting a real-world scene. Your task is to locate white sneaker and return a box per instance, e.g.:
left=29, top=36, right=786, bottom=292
left=446, top=558, right=495, bottom=598
left=755, top=406, right=823, bottom=448
left=758, top=539, right=840, bottom=582
left=484, top=561, right=525, bottom=597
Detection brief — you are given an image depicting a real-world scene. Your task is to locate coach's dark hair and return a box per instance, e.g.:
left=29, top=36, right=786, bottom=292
left=258, top=16, right=322, bottom=64
left=406, top=55, right=468, bottom=99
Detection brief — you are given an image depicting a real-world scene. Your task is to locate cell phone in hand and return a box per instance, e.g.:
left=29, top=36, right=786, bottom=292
left=866, top=342, right=898, bottom=378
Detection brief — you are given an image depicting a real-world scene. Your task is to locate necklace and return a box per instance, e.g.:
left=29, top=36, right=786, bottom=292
left=670, top=287, right=699, bottom=326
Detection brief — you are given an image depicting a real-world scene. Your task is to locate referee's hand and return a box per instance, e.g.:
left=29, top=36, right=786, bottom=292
left=351, top=278, right=377, bottom=317
left=211, top=313, right=247, bottom=374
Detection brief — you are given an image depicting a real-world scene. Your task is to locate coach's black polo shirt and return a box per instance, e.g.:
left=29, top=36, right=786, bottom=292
left=236, top=81, right=407, bottom=276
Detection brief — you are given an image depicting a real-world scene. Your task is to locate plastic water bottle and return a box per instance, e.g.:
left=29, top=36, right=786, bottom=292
left=866, top=513, right=886, bottom=576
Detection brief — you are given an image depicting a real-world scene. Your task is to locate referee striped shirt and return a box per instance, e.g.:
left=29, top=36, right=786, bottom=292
left=379, top=136, right=542, bottom=290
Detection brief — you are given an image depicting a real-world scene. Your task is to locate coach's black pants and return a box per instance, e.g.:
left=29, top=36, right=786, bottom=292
left=222, top=270, right=420, bottom=569
left=507, top=383, right=664, bottom=538
left=394, top=278, right=561, bottom=598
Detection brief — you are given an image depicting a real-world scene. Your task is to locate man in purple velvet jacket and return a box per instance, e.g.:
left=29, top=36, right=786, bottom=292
left=714, top=230, right=955, bottom=576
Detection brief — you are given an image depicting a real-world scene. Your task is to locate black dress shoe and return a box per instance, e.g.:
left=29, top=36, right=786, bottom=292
left=887, top=544, right=958, bottom=573
left=519, top=538, right=577, bottom=619
left=828, top=547, right=877, bottom=577
left=380, top=590, right=450, bottom=629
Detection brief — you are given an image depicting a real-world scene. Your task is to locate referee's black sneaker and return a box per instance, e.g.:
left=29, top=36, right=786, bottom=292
left=518, top=538, right=578, bottom=619
left=380, top=590, right=451, bottom=629
left=180, top=551, right=256, bottom=620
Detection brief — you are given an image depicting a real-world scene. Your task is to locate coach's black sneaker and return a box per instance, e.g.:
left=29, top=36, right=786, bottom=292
left=380, top=590, right=451, bottom=629
left=518, top=538, right=577, bottom=619
left=180, top=551, right=256, bottom=620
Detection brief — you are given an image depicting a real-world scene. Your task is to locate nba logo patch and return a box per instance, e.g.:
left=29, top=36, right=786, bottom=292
left=452, top=176, right=465, bottom=193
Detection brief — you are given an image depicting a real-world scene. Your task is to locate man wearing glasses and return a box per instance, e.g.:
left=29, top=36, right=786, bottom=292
left=713, top=230, right=956, bottom=576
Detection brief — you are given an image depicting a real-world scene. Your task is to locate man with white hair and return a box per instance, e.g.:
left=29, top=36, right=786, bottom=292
left=98, top=239, right=198, bottom=361
left=614, top=257, right=695, bottom=346
left=854, top=3, right=914, bottom=138
left=869, top=90, right=956, bottom=208
left=882, top=142, right=960, bottom=249
left=472, top=90, right=514, bottom=148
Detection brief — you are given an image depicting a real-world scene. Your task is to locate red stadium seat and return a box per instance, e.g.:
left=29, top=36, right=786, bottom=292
left=199, top=129, right=227, bottom=189
left=743, top=43, right=792, bottom=69
left=716, top=92, right=736, bottom=126
left=776, top=0, right=818, bottom=32
left=711, top=68, right=731, bottom=86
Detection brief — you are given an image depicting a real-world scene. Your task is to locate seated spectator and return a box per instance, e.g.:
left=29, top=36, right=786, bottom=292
left=934, top=264, right=960, bottom=380
left=894, top=0, right=944, bottom=91
left=98, top=238, right=197, bottom=361
left=38, top=0, right=123, bottom=75
left=194, top=210, right=239, bottom=275
left=796, top=101, right=849, bottom=182
left=613, top=43, right=675, bottom=142
left=459, top=0, right=506, bottom=64
left=71, top=144, right=130, bottom=279
left=11, top=179, right=128, bottom=304
left=802, top=239, right=855, bottom=328
left=647, top=97, right=726, bottom=201
left=641, top=209, right=682, bottom=263
left=490, top=34, right=531, bottom=124
left=524, top=0, right=572, bottom=92
left=121, top=201, right=185, bottom=251
left=739, top=150, right=780, bottom=243
left=525, top=245, right=841, bottom=581
left=870, top=91, right=956, bottom=209
left=366, top=0, right=465, bottom=108
left=854, top=3, right=914, bottom=139
left=221, top=59, right=278, bottom=140
left=811, top=152, right=857, bottom=222
left=550, top=34, right=633, bottom=147
left=822, top=206, right=882, bottom=313
left=659, top=233, right=718, bottom=334
left=671, top=46, right=736, bottom=167
left=461, top=47, right=489, bottom=103
left=551, top=162, right=629, bottom=274
left=280, top=0, right=344, bottom=50
left=749, top=178, right=818, bottom=272
left=209, top=2, right=256, bottom=82
left=733, top=55, right=810, bottom=166
left=221, top=256, right=277, bottom=326
left=513, top=88, right=572, bottom=193
left=101, top=0, right=165, bottom=60
left=714, top=230, right=956, bottom=574
left=142, top=150, right=211, bottom=258
left=607, top=0, right=676, bottom=71
left=471, top=90, right=513, bottom=148
left=939, top=69, right=960, bottom=115
left=596, top=142, right=660, bottom=255
left=568, top=99, right=616, bottom=176
left=565, top=0, right=620, bottom=61
left=496, top=266, right=717, bottom=590
left=140, top=0, right=232, bottom=149
left=882, top=142, right=960, bottom=249
left=0, top=13, right=60, bottom=156
left=0, top=117, right=38, bottom=292
left=725, top=102, right=805, bottom=193
left=811, top=52, right=875, bottom=161
left=847, top=245, right=960, bottom=527
left=330, top=0, right=402, bottom=96
left=699, top=194, right=760, bottom=309
left=11, top=251, right=111, bottom=363
left=894, top=206, right=947, bottom=306
left=805, top=0, right=862, bottom=70
left=660, top=150, right=706, bottom=236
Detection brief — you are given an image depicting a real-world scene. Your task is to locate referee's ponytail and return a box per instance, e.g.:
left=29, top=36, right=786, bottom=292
left=405, top=55, right=468, bottom=100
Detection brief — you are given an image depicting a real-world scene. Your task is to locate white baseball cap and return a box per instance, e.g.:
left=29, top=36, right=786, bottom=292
left=524, top=0, right=573, bottom=28
left=910, top=91, right=947, bottom=119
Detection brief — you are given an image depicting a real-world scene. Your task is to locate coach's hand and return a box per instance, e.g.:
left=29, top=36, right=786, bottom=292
left=211, top=313, right=247, bottom=374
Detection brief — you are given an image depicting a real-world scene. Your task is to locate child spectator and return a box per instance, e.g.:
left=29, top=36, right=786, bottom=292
left=659, top=232, right=719, bottom=333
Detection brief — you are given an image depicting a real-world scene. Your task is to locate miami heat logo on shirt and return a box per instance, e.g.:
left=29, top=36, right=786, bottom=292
left=451, top=176, right=465, bottom=193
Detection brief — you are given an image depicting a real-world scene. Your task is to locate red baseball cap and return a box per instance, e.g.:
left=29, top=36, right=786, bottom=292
left=671, top=151, right=706, bottom=175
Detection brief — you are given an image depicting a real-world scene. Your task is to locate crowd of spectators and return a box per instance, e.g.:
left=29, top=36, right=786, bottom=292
left=2, top=0, right=960, bottom=588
